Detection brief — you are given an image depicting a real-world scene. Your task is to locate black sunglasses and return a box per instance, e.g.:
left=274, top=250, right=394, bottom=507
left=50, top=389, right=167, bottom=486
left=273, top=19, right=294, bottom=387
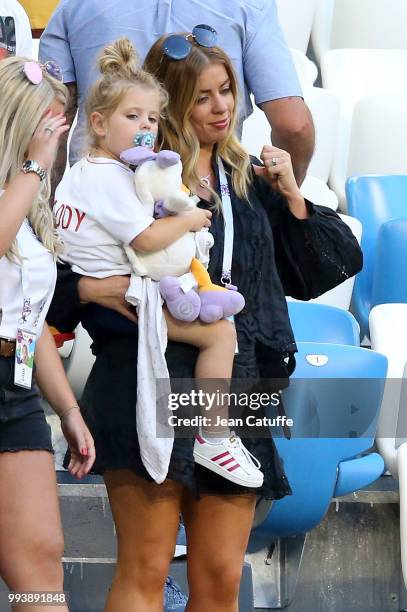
left=163, top=24, right=217, bottom=61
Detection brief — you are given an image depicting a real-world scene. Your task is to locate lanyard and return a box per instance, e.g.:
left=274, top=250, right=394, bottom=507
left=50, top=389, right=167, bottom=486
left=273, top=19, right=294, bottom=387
left=217, top=157, right=234, bottom=287
left=18, top=220, right=53, bottom=331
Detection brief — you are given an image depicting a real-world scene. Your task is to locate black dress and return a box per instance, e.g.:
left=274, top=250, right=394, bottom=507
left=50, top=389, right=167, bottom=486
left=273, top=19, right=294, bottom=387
left=48, top=167, right=362, bottom=500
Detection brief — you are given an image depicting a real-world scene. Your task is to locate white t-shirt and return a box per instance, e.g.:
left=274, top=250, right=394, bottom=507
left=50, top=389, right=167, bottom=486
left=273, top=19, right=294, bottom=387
left=0, top=209, right=56, bottom=340
left=0, top=0, right=32, bottom=59
left=55, top=156, right=154, bottom=278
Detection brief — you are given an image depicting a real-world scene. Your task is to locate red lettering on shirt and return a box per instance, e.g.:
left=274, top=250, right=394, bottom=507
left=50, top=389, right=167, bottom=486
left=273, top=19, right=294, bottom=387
left=54, top=202, right=86, bottom=232
left=54, top=202, right=65, bottom=227
left=61, top=206, right=72, bottom=229
left=74, top=209, right=86, bottom=232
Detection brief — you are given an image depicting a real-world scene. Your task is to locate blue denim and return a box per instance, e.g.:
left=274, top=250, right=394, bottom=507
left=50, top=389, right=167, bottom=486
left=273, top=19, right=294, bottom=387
left=164, top=576, right=187, bottom=611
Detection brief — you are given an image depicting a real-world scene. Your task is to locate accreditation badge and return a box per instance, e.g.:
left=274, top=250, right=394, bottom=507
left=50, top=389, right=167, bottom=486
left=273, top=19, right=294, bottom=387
left=14, top=328, right=37, bottom=389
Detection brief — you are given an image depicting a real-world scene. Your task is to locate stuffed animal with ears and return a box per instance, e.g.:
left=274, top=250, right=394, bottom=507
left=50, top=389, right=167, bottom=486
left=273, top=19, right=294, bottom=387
left=120, top=134, right=244, bottom=323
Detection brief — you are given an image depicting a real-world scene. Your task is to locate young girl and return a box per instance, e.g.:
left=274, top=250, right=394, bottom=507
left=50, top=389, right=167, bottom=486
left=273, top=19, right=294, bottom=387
left=55, top=38, right=263, bottom=488
left=0, top=55, right=95, bottom=608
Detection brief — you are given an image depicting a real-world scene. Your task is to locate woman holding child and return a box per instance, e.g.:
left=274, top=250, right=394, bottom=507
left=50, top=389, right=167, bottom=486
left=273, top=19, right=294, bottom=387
left=48, top=28, right=362, bottom=611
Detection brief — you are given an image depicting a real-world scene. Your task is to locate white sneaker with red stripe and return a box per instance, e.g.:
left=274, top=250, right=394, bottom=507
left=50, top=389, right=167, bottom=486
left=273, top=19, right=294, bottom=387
left=193, top=432, right=264, bottom=488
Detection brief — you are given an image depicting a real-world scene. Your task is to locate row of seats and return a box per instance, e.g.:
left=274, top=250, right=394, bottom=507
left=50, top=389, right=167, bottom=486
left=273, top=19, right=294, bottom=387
left=273, top=1, right=407, bottom=212
left=276, top=0, right=407, bottom=59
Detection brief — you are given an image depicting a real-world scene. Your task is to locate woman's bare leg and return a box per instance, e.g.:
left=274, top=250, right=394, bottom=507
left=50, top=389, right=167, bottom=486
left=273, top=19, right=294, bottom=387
left=182, top=490, right=256, bottom=612
left=0, top=451, right=68, bottom=612
left=103, top=470, right=182, bottom=612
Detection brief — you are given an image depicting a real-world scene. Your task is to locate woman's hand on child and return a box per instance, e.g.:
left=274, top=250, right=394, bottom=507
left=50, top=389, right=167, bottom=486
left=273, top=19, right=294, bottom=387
left=26, top=111, right=70, bottom=171
left=254, top=146, right=308, bottom=218
left=61, top=409, right=96, bottom=479
left=180, top=207, right=212, bottom=232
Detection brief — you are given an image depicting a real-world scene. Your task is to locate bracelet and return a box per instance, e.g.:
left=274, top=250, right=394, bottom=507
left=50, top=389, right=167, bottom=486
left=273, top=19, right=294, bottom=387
left=59, top=405, right=80, bottom=421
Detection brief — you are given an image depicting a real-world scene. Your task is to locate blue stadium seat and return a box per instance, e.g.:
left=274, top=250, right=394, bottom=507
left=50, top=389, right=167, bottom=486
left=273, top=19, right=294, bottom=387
left=287, top=301, right=360, bottom=345
left=254, top=342, right=387, bottom=539
left=371, top=218, right=407, bottom=308
left=346, top=174, right=407, bottom=338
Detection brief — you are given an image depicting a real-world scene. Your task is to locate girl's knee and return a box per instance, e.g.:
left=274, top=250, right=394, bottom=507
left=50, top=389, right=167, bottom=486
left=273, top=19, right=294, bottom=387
left=201, top=318, right=237, bottom=349
left=1, top=531, right=64, bottom=589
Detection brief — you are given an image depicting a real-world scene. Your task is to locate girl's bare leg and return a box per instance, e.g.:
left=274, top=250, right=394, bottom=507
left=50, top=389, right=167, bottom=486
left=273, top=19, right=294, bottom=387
left=0, top=451, right=68, bottom=612
left=165, top=311, right=236, bottom=436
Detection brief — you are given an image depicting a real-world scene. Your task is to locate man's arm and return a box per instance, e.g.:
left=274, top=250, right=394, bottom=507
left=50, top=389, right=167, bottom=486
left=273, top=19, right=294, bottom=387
left=51, top=82, right=78, bottom=199
left=260, top=97, right=315, bottom=187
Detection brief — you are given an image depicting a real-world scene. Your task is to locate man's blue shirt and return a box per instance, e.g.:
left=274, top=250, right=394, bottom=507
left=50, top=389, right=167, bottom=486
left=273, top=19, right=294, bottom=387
left=40, top=0, right=302, bottom=163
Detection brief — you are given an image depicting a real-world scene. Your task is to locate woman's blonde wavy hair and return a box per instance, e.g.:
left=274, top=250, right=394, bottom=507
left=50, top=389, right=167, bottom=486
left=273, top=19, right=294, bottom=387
left=85, top=37, right=168, bottom=150
left=0, top=56, right=67, bottom=259
left=144, top=35, right=252, bottom=208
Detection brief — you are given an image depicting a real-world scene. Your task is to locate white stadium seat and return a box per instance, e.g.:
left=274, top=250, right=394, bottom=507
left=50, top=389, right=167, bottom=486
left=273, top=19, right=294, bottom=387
left=312, top=0, right=407, bottom=65
left=305, top=86, right=340, bottom=184
left=322, top=49, right=407, bottom=208
left=330, top=0, right=407, bottom=51
left=276, top=0, right=318, bottom=53
left=311, top=0, right=335, bottom=66
left=241, top=85, right=339, bottom=211
left=347, top=95, right=407, bottom=179
left=290, top=48, right=318, bottom=90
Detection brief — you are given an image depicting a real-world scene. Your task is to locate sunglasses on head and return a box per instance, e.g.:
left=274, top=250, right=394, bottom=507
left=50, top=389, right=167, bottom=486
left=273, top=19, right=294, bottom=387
left=163, top=24, right=217, bottom=61
left=23, top=60, right=63, bottom=85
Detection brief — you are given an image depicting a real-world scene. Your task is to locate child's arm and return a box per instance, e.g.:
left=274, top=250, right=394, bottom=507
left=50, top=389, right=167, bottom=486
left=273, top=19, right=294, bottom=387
left=131, top=207, right=212, bottom=253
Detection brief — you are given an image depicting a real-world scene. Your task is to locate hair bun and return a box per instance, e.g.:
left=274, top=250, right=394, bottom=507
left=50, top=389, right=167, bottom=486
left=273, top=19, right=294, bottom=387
left=99, top=37, right=140, bottom=78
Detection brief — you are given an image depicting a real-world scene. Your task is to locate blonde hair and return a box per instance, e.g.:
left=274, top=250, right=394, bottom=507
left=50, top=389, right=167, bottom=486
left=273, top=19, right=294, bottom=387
left=85, top=37, right=168, bottom=149
left=144, top=35, right=252, bottom=207
left=0, top=56, right=67, bottom=258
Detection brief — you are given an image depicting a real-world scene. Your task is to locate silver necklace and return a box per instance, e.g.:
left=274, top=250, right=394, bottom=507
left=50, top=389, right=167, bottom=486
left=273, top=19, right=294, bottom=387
left=200, top=173, right=211, bottom=187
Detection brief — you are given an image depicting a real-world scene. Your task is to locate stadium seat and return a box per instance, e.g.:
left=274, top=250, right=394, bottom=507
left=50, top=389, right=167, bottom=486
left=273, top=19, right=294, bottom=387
left=371, top=219, right=407, bottom=309
left=347, top=95, right=407, bottom=179
left=287, top=302, right=360, bottom=345
left=330, top=0, right=407, bottom=51
left=276, top=0, right=318, bottom=53
left=369, top=304, right=407, bottom=587
left=310, top=0, right=335, bottom=66
left=346, top=175, right=407, bottom=339
left=242, top=86, right=339, bottom=186
left=312, top=0, right=407, bottom=65
left=321, top=51, right=407, bottom=208
left=254, top=341, right=387, bottom=539
left=290, top=48, right=318, bottom=89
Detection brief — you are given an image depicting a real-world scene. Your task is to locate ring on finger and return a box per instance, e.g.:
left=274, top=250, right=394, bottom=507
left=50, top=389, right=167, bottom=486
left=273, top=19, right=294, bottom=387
left=271, top=157, right=278, bottom=167
left=44, top=126, right=54, bottom=135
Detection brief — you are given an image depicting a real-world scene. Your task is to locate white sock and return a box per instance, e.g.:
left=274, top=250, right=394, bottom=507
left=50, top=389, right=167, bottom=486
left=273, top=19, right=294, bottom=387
left=200, top=429, right=231, bottom=444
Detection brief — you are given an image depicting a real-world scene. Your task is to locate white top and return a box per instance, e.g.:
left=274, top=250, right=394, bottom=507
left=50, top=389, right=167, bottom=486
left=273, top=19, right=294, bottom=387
left=0, top=199, right=56, bottom=340
left=0, top=0, right=32, bottom=58
left=55, top=156, right=154, bottom=278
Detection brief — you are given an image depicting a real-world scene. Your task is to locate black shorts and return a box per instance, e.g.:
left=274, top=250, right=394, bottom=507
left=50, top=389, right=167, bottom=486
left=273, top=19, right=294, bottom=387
left=0, top=357, right=54, bottom=454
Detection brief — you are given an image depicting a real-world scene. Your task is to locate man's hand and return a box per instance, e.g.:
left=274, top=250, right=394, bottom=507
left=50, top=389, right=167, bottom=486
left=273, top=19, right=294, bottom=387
left=78, top=275, right=137, bottom=324
left=260, top=97, right=315, bottom=187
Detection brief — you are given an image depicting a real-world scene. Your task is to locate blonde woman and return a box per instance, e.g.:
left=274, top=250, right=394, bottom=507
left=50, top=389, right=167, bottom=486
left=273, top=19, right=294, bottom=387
left=48, top=30, right=362, bottom=612
left=0, top=56, right=95, bottom=611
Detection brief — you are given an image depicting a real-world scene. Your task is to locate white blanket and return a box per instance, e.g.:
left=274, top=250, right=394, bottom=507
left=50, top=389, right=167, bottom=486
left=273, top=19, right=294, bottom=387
left=125, top=274, right=173, bottom=484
